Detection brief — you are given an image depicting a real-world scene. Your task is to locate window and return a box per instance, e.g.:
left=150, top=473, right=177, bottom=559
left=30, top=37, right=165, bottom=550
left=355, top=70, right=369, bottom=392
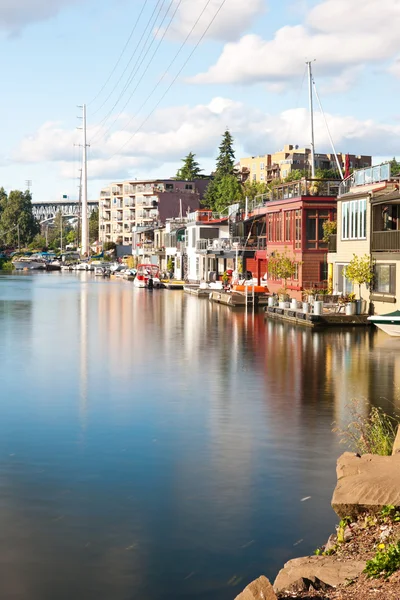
left=252, top=174, right=257, bottom=181
left=306, top=210, right=329, bottom=249
left=293, top=263, right=299, bottom=280
left=342, top=199, right=367, bottom=240
left=374, top=264, right=396, bottom=295
left=252, top=162, right=256, bottom=171
left=260, top=173, right=264, bottom=181
left=267, top=214, right=273, bottom=241
left=166, top=183, right=174, bottom=190
left=275, top=212, right=282, bottom=241
left=295, top=210, right=302, bottom=249
left=320, top=261, right=328, bottom=282
left=285, top=211, right=292, bottom=242
left=260, top=162, right=265, bottom=170
left=282, top=169, right=287, bottom=178
left=185, top=184, right=193, bottom=190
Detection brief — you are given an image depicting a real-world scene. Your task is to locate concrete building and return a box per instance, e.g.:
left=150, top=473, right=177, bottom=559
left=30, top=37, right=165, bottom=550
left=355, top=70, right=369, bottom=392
left=99, top=178, right=209, bottom=246
left=328, top=163, right=400, bottom=314
left=239, top=145, right=372, bottom=184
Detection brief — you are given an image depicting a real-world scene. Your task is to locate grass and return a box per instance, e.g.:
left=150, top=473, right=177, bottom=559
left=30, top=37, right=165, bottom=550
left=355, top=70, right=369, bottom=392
left=333, top=400, right=399, bottom=456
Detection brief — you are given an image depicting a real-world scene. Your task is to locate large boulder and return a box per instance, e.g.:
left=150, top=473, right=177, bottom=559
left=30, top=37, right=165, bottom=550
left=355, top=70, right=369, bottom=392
left=234, top=575, right=277, bottom=600
left=332, top=452, right=400, bottom=518
left=273, top=555, right=365, bottom=594
left=392, top=426, right=400, bottom=455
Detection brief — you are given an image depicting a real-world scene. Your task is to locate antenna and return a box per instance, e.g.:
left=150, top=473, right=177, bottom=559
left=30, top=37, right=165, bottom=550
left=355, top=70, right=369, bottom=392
left=306, top=60, right=316, bottom=178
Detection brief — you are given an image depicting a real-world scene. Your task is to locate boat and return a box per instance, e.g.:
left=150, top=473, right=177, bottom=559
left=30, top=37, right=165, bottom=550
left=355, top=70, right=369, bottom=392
left=12, top=256, right=46, bottom=271
left=368, top=311, right=400, bottom=337
left=134, top=264, right=161, bottom=288
left=161, top=279, right=185, bottom=290
left=46, top=260, right=62, bottom=271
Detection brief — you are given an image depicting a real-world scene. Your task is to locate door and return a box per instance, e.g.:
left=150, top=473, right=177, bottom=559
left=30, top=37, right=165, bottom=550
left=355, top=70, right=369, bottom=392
left=335, top=263, right=353, bottom=294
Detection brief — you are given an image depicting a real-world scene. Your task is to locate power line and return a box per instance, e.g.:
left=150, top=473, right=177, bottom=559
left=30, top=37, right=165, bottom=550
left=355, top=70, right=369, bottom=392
left=89, top=0, right=169, bottom=142
left=109, top=0, right=227, bottom=160
left=88, top=0, right=150, bottom=110
left=93, top=0, right=184, bottom=144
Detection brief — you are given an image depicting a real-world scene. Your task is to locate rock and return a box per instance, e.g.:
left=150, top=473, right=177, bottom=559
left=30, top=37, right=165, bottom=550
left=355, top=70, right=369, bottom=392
left=392, top=425, right=400, bottom=455
left=332, top=452, right=400, bottom=519
left=234, top=575, right=277, bottom=600
left=281, top=575, right=332, bottom=593
left=273, top=555, right=365, bottom=593
left=343, top=525, right=353, bottom=542
left=324, top=534, right=337, bottom=553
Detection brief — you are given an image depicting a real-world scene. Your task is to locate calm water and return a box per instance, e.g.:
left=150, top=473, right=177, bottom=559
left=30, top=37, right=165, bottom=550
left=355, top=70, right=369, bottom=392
left=0, top=273, right=398, bottom=600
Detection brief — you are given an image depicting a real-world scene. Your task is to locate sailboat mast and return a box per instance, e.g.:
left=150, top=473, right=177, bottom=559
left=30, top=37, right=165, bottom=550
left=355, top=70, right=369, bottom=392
left=81, top=104, right=88, bottom=256
left=307, top=61, right=316, bottom=179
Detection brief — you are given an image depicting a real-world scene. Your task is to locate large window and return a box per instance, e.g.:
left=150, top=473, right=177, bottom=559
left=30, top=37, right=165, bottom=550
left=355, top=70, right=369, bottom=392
left=284, top=211, right=292, bottom=241
left=374, top=264, right=396, bottom=295
left=342, top=199, right=367, bottom=240
left=306, top=210, right=329, bottom=249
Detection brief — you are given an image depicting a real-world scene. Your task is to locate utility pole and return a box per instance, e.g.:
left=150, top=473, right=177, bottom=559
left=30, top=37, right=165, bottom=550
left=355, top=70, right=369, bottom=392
left=79, top=104, right=89, bottom=257
left=306, top=60, right=316, bottom=179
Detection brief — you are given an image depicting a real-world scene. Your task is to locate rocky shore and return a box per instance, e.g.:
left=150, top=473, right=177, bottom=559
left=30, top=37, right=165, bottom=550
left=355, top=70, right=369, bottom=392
left=234, top=430, right=400, bottom=600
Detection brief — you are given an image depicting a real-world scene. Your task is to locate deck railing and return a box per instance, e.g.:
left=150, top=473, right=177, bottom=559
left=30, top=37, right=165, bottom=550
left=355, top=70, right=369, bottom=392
left=372, top=230, right=400, bottom=251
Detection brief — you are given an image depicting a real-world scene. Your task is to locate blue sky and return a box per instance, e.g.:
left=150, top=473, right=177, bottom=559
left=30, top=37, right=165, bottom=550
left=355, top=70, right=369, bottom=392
left=1, top=0, right=400, bottom=202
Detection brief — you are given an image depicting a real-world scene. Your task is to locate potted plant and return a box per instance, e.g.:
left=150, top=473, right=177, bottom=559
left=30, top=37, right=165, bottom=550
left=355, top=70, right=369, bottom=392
left=343, top=255, right=373, bottom=314
left=222, top=271, right=230, bottom=288
left=345, top=292, right=356, bottom=315
left=268, top=249, right=298, bottom=306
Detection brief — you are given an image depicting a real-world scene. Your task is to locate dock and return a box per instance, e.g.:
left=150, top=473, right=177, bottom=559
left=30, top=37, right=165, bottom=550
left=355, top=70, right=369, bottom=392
left=265, top=306, right=370, bottom=328
left=183, top=285, right=210, bottom=298
left=209, top=290, right=269, bottom=308
left=161, top=280, right=184, bottom=290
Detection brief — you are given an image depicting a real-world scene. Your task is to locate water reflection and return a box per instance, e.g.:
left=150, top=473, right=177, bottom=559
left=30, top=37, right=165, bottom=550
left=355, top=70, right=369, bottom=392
left=0, top=273, right=398, bottom=600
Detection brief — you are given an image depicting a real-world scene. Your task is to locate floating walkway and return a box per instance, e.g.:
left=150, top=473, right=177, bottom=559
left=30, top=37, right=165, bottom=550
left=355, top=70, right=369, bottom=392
left=209, top=290, right=269, bottom=308
left=265, top=306, right=370, bottom=328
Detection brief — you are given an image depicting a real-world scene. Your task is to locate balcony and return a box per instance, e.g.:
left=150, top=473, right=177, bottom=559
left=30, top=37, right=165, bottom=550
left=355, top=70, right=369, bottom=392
left=372, top=230, right=400, bottom=251
left=339, top=163, right=391, bottom=197
left=328, top=234, right=337, bottom=252
left=196, top=237, right=246, bottom=253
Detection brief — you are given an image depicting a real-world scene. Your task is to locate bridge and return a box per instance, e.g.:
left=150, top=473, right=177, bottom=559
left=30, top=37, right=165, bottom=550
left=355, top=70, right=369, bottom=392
left=32, top=200, right=98, bottom=222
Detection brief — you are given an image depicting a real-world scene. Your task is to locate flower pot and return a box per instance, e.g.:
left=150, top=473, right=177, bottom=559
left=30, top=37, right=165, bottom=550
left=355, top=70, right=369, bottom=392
left=278, top=301, right=287, bottom=309
left=290, top=299, right=298, bottom=310
left=302, top=302, right=309, bottom=314
left=345, top=302, right=356, bottom=316
left=355, top=299, right=366, bottom=315
left=268, top=296, right=276, bottom=307
left=313, top=300, right=323, bottom=315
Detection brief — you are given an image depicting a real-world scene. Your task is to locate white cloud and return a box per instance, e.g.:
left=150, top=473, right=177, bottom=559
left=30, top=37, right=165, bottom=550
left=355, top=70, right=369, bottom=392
left=12, top=97, right=400, bottom=189
left=160, top=0, right=266, bottom=42
left=189, top=0, right=400, bottom=85
left=0, top=0, right=81, bottom=32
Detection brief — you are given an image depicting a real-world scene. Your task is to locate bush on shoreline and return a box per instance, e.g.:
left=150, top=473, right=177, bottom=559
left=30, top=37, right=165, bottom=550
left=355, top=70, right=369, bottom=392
left=333, top=400, right=399, bottom=456
left=0, top=259, right=14, bottom=271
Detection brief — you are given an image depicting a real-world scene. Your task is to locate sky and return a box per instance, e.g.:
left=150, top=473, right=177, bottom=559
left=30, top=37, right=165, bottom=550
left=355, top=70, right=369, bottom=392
left=1, top=0, right=400, bottom=202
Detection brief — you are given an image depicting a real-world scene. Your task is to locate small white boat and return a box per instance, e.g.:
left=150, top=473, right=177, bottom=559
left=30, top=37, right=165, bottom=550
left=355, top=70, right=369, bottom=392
left=368, top=311, right=400, bottom=337
left=13, top=256, right=46, bottom=271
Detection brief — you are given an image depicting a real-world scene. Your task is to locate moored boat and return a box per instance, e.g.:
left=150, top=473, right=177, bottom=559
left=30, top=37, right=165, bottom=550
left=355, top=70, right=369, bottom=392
left=368, top=311, right=400, bottom=337
left=134, top=264, right=161, bottom=288
left=13, top=256, right=46, bottom=271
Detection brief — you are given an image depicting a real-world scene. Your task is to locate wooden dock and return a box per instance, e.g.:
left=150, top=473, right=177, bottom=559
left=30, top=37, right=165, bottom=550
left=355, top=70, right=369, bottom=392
left=183, top=285, right=211, bottom=298
left=265, top=306, right=370, bottom=328
left=161, top=280, right=184, bottom=290
left=209, top=290, right=269, bottom=308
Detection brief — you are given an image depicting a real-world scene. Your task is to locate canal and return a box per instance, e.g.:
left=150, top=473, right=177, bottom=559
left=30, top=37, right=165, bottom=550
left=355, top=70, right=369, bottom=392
left=0, top=273, right=398, bottom=600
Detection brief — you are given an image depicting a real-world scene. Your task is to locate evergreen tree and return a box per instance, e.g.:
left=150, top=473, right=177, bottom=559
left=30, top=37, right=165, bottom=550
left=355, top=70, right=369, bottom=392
left=203, top=129, right=241, bottom=211
left=390, top=157, right=400, bottom=176
left=89, top=208, right=99, bottom=242
left=0, top=190, right=39, bottom=246
left=176, top=152, right=203, bottom=180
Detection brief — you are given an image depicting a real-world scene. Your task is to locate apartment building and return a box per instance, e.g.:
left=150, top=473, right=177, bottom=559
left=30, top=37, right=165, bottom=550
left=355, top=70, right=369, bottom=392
left=99, top=179, right=209, bottom=246
left=239, top=145, right=372, bottom=184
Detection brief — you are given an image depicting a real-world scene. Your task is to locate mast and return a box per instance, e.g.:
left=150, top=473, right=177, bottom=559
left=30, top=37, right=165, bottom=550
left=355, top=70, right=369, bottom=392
left=306, top=61, right=316, bottom=179
left=81, top=104, right=88, bottom=256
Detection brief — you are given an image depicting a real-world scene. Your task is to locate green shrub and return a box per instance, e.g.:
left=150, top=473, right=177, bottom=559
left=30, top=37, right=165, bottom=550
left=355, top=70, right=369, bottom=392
left=0, top=259, right=14, bottom=271
left=364, top=542, right=400, bottom=579
left=333, top=400, right=399, bottom=456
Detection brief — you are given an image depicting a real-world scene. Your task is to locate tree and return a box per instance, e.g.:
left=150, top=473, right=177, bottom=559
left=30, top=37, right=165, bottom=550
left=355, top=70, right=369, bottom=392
left=268, top=249, right=298, bottom=294
left=285, top=169, right=305, bottom=182
left=89, top=208, right=99, bottom=242
left=390, top=157, right=400, bottom=176
left=176, top=152, right=203, bottom=180
left=243, top=180, right=269, bottom=201
left=213, top=174, right=243, bottom=213
left=203, top=129, right=241, bottom=211
left=344, top=254, right=373, bottom=299
left=0, top=190, right=39, bottom=246
left=315, top=167, right=341, bottom=180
